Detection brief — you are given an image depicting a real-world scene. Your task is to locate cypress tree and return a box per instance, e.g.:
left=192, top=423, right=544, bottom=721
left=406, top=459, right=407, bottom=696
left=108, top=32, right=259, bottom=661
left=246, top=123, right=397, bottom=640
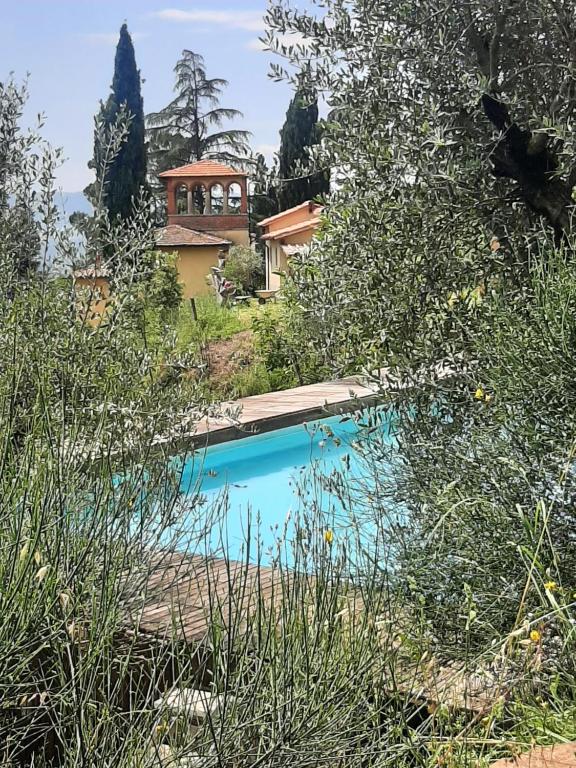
left=249, top=153, right=279, bottom=246
left=278, top=88, right=329, bottom=211
left=90, top=23, right=147, bottom=221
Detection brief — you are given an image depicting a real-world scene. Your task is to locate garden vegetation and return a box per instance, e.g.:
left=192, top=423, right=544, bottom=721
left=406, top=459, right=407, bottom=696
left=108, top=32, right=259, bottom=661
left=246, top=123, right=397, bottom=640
left=4, top=1, right=576, bottom=765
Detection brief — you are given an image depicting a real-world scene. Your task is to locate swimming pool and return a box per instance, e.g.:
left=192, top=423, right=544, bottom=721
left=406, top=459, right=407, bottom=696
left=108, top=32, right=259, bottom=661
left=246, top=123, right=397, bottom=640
left=163, top=407, right=397, bottom=566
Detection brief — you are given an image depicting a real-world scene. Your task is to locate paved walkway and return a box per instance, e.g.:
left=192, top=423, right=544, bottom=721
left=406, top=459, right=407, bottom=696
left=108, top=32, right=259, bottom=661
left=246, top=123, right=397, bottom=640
left=192, top=375, right=382, bottom=446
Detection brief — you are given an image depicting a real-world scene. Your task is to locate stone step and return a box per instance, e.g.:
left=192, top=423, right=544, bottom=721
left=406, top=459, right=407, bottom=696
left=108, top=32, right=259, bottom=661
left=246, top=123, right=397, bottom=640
left=148, top=744, right=203, bottom=767
left=154, top=688, right=230, bottom=725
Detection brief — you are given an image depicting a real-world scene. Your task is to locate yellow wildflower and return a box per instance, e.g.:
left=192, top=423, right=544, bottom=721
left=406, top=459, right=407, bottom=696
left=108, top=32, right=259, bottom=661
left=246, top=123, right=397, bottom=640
left=544, top=580, right=557, bottom=592
left=484, top=393, right=492, bottom=403
left=530, top=629, right=541, bottom=643
left=474, top=387, right=484, bottom=400
left=324, top=529, right=334, bottom=545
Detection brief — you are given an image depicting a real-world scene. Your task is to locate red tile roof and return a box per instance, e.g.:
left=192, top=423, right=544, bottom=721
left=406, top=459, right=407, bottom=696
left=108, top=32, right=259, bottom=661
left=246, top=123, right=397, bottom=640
left=155, top=225, right=231, bottom=248
left=73, top=265, right=111, bottom=279
left=159, top=160, right=248, bottom=178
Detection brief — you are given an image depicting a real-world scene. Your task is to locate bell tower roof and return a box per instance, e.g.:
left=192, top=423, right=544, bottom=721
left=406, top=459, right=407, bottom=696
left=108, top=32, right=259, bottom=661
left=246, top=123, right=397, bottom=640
left=159, top=159, right=248, bottom=179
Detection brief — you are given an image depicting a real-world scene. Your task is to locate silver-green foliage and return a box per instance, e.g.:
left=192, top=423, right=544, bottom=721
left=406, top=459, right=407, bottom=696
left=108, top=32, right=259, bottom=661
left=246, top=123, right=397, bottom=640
left=0, top=78, right=206, bottom=765
left=222, top=245, right=264, bottom=294
left=264, top=0, right=576, bottom=641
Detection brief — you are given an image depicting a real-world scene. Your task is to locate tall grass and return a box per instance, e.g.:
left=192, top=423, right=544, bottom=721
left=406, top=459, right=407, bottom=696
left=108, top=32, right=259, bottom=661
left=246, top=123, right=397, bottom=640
left=3, top=77, right=576, bottom=768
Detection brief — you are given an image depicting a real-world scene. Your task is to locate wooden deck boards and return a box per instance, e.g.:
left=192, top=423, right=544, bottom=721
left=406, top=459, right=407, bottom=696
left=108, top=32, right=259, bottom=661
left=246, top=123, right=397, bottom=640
left=127, top=552, right=281, bottom=644
left=124, top=552, right=505, bottom=714
left=191, top=375, right=381, bottom=446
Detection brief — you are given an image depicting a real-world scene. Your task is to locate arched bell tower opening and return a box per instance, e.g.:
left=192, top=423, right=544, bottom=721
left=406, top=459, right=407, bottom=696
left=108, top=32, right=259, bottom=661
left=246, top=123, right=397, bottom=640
left=160, top=159, right=250, bottom=247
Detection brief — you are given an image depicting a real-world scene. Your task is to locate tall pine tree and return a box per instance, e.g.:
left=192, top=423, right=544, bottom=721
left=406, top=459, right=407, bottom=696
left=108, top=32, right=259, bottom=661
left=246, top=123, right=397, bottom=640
left=147, top=50, right=251, bottom=179
left=88, top=24, right=147, bottom=221
left=278, top=88, right=329, bottom=211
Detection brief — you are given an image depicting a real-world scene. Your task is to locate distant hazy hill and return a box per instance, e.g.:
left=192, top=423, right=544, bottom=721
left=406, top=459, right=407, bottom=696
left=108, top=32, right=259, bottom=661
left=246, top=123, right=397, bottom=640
left=57, top=191, right=92, bottom=219
left=41, top=192, right=92, bottom=274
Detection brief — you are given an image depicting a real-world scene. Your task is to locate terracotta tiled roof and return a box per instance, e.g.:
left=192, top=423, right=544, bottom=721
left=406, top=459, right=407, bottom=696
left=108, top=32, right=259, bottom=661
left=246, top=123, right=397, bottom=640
left=155, top=225, right=231, bottom=248
left=159, top=160, right=248, bottom=178
left=258, top=201, right=323, bottom=228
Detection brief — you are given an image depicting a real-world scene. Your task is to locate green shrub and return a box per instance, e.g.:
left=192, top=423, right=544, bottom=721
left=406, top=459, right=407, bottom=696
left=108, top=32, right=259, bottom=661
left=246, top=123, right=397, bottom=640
left=227, top=363, right=271, bottom=398
left=222, top=245, right=264, bottom=294
left=252, top=300, right=328, bottom=389
left=145, top=250, right=183, bottom=315
left=175, top=295, right=251, bottom=348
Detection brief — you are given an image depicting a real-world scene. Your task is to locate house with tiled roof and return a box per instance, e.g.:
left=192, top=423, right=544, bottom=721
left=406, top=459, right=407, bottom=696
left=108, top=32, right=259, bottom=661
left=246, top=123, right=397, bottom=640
left=72, top=259, right=113, bottom=326
left=259, top=201, right=323, bottom=291
left=156, top=160, right=250, bottom=297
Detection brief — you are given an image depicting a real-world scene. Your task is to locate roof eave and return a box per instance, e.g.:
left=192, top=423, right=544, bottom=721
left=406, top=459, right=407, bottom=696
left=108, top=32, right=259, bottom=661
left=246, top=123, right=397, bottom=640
left=261, top=219, right=321, bottom=241
left=258, top=201, right=322, bottom=229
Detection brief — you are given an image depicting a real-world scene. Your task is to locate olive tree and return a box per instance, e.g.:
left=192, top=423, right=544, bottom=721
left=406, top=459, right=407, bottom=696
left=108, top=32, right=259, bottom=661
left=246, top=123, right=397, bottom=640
left=264, top=0, right=576, bottom=643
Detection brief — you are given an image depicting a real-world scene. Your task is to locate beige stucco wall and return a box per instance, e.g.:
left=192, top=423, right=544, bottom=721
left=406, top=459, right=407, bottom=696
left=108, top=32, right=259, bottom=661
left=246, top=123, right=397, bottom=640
left=266, top=227, right=317, bottom=291
left=74, top=276, right=112, bottom=326
left=283, top=230, right=314, bottom=246
left=209, top=228, right=250, bottom=247
left=267, top=241, right=283, bottom=291
left=161, top=245, right=222, bottom=297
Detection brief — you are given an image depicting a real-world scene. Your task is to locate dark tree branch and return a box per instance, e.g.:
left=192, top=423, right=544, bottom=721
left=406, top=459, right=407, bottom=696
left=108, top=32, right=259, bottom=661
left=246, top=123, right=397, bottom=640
left=481, top=95, right=572, bottom=237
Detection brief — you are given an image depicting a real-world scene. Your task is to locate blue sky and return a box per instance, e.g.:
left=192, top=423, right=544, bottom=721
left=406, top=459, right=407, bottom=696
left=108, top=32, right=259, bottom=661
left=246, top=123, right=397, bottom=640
left=0, top=2, right=301, bottom=192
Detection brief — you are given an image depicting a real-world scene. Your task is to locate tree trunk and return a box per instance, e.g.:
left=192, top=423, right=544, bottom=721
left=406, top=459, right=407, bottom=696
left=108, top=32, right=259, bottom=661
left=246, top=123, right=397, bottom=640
left=481, top=94, right=573, bottom=239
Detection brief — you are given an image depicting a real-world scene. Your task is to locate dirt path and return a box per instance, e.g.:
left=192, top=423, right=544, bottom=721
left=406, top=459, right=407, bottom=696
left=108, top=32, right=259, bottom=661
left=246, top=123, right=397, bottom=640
left=205, top=330, right=255, bottom=386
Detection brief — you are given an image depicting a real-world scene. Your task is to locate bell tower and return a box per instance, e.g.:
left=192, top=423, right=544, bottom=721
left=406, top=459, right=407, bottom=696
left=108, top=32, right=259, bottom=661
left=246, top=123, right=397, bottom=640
left=159, top=159, right=250, bottom=246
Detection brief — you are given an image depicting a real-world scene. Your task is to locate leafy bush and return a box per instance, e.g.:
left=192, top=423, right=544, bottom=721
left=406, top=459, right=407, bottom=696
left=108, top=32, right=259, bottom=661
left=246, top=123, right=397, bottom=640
left=227, top=362, right=271, bottom=398
left=222, top=245, right=264, bottom=294
left=145, top=250, right=183, bottom=315
left=0, top=77, right=211, bottom=765
left=175, top=295, right=251, bottom=348
left=261, top=0, right=576, bottom=671
left=252, top=299, right=328, bottom=389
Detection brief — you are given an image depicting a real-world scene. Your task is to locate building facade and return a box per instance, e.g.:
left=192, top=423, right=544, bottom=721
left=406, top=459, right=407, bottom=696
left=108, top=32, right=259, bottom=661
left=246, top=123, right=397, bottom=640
left=156, top=159, right=250, bottom=297
left=72, top=264, right=112, bottom=326
left=259, top=201, right=323, bottom=291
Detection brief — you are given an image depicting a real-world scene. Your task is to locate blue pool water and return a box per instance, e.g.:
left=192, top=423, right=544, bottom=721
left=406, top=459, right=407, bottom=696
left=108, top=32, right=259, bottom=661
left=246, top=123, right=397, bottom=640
left=162, top=408, right=396, bottom=566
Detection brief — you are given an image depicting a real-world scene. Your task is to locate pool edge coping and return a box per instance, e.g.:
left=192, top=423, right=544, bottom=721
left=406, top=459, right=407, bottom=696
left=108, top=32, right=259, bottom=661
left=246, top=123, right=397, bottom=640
left=179, top=390, right=384, bottom=452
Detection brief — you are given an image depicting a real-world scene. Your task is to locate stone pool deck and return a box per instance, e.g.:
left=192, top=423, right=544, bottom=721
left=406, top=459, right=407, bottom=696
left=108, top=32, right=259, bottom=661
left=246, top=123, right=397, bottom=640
left=192, top=375, right=382, bottom=446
